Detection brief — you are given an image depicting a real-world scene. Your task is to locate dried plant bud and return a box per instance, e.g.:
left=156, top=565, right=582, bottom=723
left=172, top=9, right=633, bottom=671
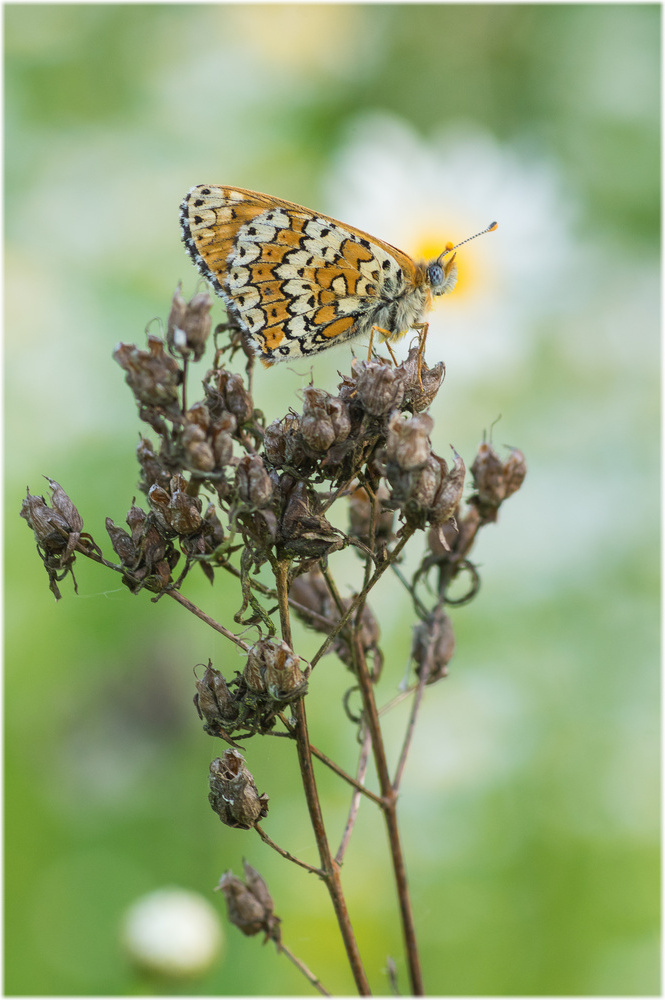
left=503, top=447, right=527, bottom=498
left=471, top=442, right=504, bottom=501
left=210, top=412, right=237, bottom=467
left=105, top=517, right=137, bottom=565
left=20, top=483, right=86, bottom=599
left=411, top=606, right=455, bottom=683
left=113, top=335, right=182, bottom=411
left=347, top=483, right=395, bottom=550
left=397, top=345, right=445, bottom=412
left=21, top=480, right=82, bottom=557
left=386, top=411, right=434, bottom=470
left=206, top=369, right=253, bottom=426
left=208, top=750, right=269, bottom=829
left=427, top=502, right=482, bottom=561
left=181, top=422, right=216, bottom=472
left=136, top=436, right=170, bottom=492
left=470, top=442, right=527, bottom=521
left=126, top=501, right=148, bottom=543
left=300, top=387, right=352, bottom=453
left=387, top=453, right=442, bottom=523
left=235, top=455, right=273, bottom=508
left=148, top=476, right=203, bottom=535
left=194, top=661, right=240, bottom=739
left=215, top=861, right=280, bottom=942
left=244, top=638, right=307, bottom=704
left=118, top=505, right=179, bottom=595
left=167, top=282, right=212, bottom=361
left=263, top=413, right=307, bottom=469
left=355, top=360, right=405, bottom=416
left=200, top=503, right=226, bottom=552
left=277, top=481, right=344, bottom=559
left=184, top=401, right=210, bottom=430
left=430, top=448, right=465, bottom=525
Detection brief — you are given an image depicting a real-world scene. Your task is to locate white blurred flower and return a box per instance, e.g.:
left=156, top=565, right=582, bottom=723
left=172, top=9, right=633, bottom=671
left=324, top=112, right=580, bottom=376
left=121, top=887, right=224, bottom=977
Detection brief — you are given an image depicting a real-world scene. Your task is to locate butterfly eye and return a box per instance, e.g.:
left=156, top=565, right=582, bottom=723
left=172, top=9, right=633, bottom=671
left=427, top=262, right=445, bottom=289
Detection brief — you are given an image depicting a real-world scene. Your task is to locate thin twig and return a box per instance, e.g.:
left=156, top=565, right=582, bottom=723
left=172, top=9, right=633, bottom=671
left=392, top=645, right=432, bottom=793
left=277, top=940, right=332, bottom=997
left=166, top=589, right=250, bottom=650
left=254, top=824, right=322, bottom=876
left=335, top=729, right=372, bottom=865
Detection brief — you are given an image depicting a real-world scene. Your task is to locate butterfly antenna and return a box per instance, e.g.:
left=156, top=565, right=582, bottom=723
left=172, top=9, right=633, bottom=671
left=439, top=221, right=498, bottom=260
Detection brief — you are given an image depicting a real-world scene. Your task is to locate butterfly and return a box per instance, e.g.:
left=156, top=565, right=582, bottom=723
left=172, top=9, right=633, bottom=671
left=180, top=185, right=496, bottom=370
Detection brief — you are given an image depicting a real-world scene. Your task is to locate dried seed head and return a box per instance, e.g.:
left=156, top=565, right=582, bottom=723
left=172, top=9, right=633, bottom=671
left=411, top=606, right=456, bottom=683
left=20, top=482, right=85, bottom=598
left=263, top=412, right=308, bottom=469
left=470, top=441, right=505, bottom=509
left=167, top=282, right=213, bottom=361
left=148, top=476, right=203, bottom=535
left=181, top=422, right=216, bottom=473
left=470, top=442, right=527, bottom=520
left=136, top=436, right=170, bottom=493
left=208, top=750, right=269, bottom=830
left=244, top=638, right=307, bottom=704
left=277, top=480, right=344, bottom=559
left=397, top=345, right=445, bottom=412
left=20, top=485, right=76, bottom=550
left=430, top=447, right=465, bottom=525
left=355, top=360, right=405, bottom=415
left=194, top=661, right=240, bottom=738
left=235, top=455, right=273, bottom=508
left=206, top=369, right=253, bottom=426
left=386, top=411, right=434, bottom=470
left=105, top=517, right=137, bottom=565
left=503, top=447, right=527, bottom=498
left=113, top=335, right=182, bottom=411
left=215, top=861, right=280, bottom=942
left=210, top=412, right=237, bottom=467
left=300, top=387, right=352, bottom=453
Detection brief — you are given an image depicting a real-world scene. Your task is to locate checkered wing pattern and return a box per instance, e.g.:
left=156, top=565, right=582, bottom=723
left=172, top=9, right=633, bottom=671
left=180, top=185, right=430, bottom=364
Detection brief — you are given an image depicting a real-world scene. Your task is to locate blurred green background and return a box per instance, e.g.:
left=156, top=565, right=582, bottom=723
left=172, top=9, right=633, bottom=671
left=5, top=3, right=659, bottom=996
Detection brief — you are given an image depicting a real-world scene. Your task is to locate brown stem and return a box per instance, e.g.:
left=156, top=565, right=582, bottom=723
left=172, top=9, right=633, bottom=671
left=351, top=633, right=424, bottom=996
left=166, top=590, right=250, bottom=651
left=274, top=559, right=372, bottom=996
left=277, top=940, right=332, bottom=997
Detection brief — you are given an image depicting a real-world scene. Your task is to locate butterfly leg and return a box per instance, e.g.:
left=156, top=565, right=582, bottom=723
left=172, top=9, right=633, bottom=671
left=413, top=322, right=429, bottom=390
left=370, top=326, right=399, bottom=367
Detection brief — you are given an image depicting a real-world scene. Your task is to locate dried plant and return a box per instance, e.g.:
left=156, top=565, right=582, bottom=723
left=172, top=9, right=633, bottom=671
left=20, top=285, right=526, bottom=995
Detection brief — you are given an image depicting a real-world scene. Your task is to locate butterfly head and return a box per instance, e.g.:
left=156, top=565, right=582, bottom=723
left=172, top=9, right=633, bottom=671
left=428, top=221, right=498, bottom=297
left=427, top=255, right=458, bottom=297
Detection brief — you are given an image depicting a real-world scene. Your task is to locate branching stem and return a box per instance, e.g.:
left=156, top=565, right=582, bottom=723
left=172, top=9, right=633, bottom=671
left=274, top=558, right=371, bottom=996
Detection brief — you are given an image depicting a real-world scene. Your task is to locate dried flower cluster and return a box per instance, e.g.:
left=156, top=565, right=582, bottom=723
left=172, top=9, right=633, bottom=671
left=20, top=284, right=526, bottom=995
